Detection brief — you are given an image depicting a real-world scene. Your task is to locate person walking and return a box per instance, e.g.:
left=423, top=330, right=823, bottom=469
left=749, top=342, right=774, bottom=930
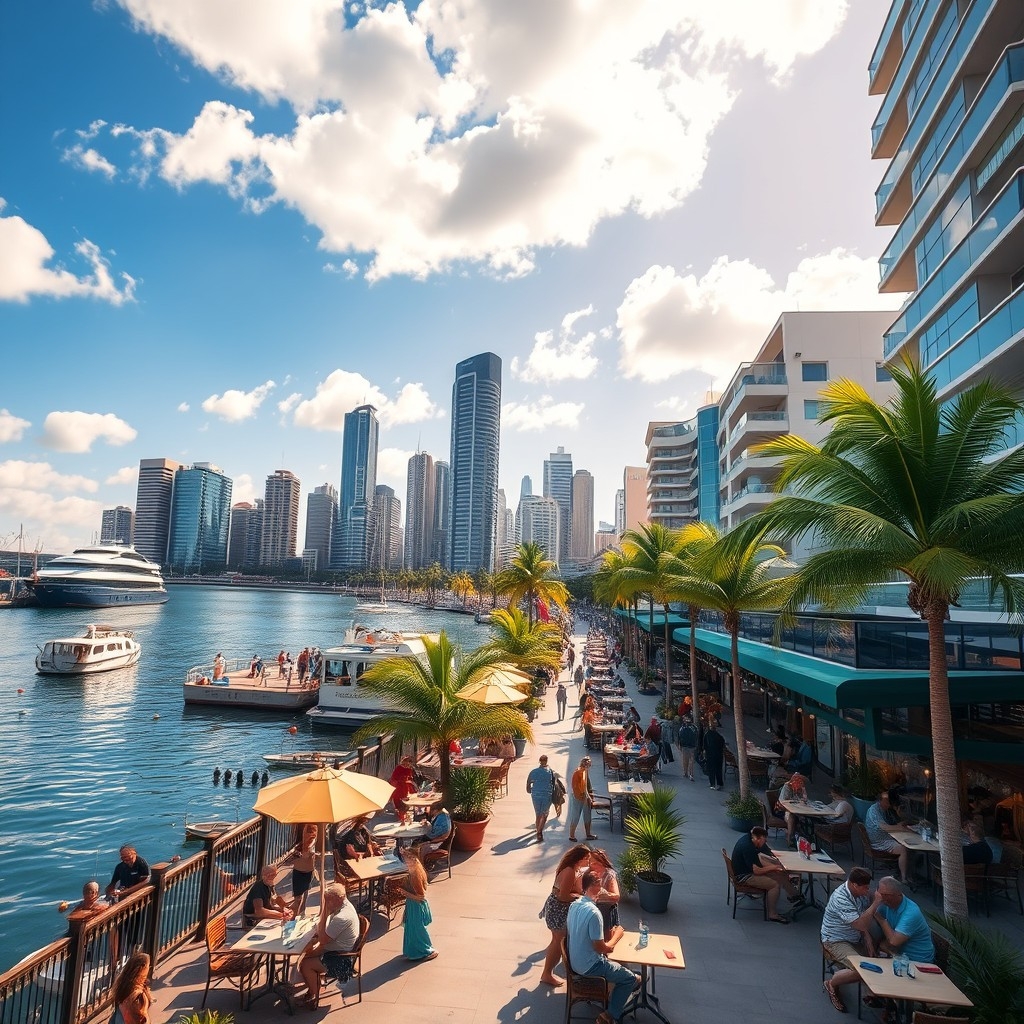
left=568, top=756, right=598, bottom=842
left=703, top=722, right=725, bottom=790
left=555, top=682, right=568, bottom=721
left=677, top=715, right=698, bottom=780
left=526, top=754, right=556, bottom=842
left=658, top=715, right=676, bottom=765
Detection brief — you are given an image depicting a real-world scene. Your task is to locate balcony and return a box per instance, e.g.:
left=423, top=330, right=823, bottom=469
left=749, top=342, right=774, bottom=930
left=722, top=451, right=781, bottom=486
left=720, top=485, right=777, bottom=520
left=721, top=365, right=788, bottom=425
left=724, top=411, right=788, bottom=457
left=869, top=0, right=908, bottom=95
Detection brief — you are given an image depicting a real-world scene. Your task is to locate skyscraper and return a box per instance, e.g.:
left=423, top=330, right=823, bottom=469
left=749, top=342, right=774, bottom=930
left=100, top=506, right=133, bottom=545
left=517, top=495, right=560, bottom=561
left=448, top=352, right=501, bottom=573
left=227, top=502, right=261, bottom=570
left=335, top=404, right=379, bottom=571
left=623, top=467, right=647, bottom=535
left=495, top=487, right=511, bottom=568
left=166, top=463, right=232, bottom=573
left=543, top=447, right=573, bottom=564
left=372, top=484, right=402, bottom=571
left=134, top=458, right=183, bottom=564
left=404, top=451, right=435, bottom=570
left=432, top=460, right=450, bottom=568
left=614, top=488, right=625, bottom=538
left=304, top=483, right=338, bottom=573
left=260, top=470, right=301, bottom=568
left=570, top=470, right=594, bottom=563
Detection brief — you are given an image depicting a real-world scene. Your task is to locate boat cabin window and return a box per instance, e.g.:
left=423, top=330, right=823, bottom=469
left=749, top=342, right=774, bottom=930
left=326, top=659, right=354, bottom=686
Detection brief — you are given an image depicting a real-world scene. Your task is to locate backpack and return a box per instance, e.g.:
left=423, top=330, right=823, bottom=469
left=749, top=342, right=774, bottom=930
left=678, top=723, right=697, bottom=748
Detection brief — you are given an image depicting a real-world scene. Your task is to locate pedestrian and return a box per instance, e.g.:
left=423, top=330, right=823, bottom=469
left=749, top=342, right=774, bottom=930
left=659, top=716, right=676, bottom=765
left=568, top=756, right=598, bottom=842
left=110, top=952, right=152, bottom=1024
left=526, top=754, right=556, bottom=842
left=398, top=847, right=437, bottom=962
left=277, top=650, right=286, bottom=677
left=555, top=682, right=568, bottom=721
left=703, top=721, right=726, bottom=790
left=677, top=715, right=698, bottom=780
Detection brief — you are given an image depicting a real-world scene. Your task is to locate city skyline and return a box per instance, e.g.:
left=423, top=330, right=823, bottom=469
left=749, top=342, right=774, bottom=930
left=0, top=2, right=901, bottom=554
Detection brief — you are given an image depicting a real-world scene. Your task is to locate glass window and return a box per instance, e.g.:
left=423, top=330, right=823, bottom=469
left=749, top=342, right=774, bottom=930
left=803, top=400, right=821, bottom=419
left=875, top=365, right=892, bottom=382
left=802, top=362, right=828, bottom=382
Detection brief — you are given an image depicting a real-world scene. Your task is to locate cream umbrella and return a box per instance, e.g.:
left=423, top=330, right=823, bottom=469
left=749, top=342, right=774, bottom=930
left=455, top=663, right=532, bottom=705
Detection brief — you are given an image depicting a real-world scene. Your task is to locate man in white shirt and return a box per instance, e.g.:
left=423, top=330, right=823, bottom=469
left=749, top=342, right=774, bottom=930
left=296, top=883, right=360, bottom=1007
left=821, top=867, right=882, bottom=1013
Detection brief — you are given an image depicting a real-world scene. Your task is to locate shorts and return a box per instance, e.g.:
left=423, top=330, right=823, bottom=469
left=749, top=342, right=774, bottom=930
left=542, top=893, right=573, bottom=931
left=321, top=950, right=357, bottom=982
left=292, top=869, right=314, bottom=899
left=823, top=939, right=864, bottom=970
left=736, top=874, right=778, bottom=891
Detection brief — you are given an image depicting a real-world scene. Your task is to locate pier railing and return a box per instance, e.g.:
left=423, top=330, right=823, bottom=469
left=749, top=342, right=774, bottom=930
left=0, top=735, right=420, bottom=1024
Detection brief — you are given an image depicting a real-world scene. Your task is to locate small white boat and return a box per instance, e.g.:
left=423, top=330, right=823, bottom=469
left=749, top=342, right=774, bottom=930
left=184, top=819, right=236, bottom=841
left=263, top=750, right=351, bottom=770
left=35, top=625, right=141, bottom=675
left=183, top=656, right=319, bottom=710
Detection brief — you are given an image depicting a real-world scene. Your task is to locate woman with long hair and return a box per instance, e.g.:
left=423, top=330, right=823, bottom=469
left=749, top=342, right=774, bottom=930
left=290, top=823, right=318, bottom=915
left=398, top=846, right=437, bottom=962
left=538, top=843, right=591, bottom=986
left=110, top=952, right=152, bottom=1024
left=588, top=848, right=621, bottom=940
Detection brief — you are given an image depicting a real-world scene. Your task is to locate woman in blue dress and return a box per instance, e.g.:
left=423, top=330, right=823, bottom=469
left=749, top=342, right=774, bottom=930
left=399, top=847, right=437, bottom=962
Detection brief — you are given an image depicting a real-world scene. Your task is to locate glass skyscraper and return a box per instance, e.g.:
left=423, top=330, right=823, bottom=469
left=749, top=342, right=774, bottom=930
left=543, top=446, right=573, bottom=565
left=335, top=404, right=379, bottom=571
left=448, top=353, right=501, bottom=573
left=166, top=463, right=232, bottom=573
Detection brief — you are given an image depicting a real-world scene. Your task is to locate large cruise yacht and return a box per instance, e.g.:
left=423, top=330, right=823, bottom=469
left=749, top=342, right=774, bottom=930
left=28, top=545, right=169, bottom=608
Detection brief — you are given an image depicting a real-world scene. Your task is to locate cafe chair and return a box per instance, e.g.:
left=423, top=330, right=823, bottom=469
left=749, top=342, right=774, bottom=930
left=559, top=937, right=609, bottom=1023
left=631, top=755, right=659, bottom=782
left=929, top=930, right=950, bottom=972
left=816, top=819, right=854, bottom=861
left=202, top=914, right=260, bottom=1009
left=590, top=792, right=615, bottom=831
left=381, top=877, right=408, bottom=927
left=931, top=862, right=989, bottom=915
left=985, top=846, right=1024, bottom=914
left=603, top=750, right=626, bottom=779
left=856, top=822, right=901, bottom=873
left=316, top=914, right=370, bottom=1007
left=762, top=800, right=787, bottom=840
left=820, top=939, right=844, bottom=982
left=488, top=761, right=511, bottom=798
left=724, top=749, right=738, bottom=778
left=748, top=757, right=771, bottom=787
left=423, top=830, right=455, bottom=881
left=721, top=848, right=768, bottom=920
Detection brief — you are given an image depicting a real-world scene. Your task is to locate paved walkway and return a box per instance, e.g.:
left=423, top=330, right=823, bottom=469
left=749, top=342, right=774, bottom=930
left=148, top=620, right=1024, bottom=1024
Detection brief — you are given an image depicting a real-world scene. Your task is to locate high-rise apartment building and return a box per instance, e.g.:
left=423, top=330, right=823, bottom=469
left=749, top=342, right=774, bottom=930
left=404, top=452, right=435, bottom=570
left=304, top=483, right=338, bottom=574
left=100, top=506, right=133, bottom=545
left=614, top=488, right=625, bottom=538
left=595, top=525, right=617, bottom=553
left=543, top=446, right=574, bottom=564
left=494, top=487, right=511, bottom=568
left=570, top=470, right=594, bottom=563
left=260, top=469, right=301, bottom=568
left=167, top=463, right=232, bottom=573
left=334, top=404, right=379, bottom=571
left=646, top=407, right=721, bottom=532
left=448, top=352, right=501, bottom=572
left=432, top=460, right=450, bottom=568
left=871, top=2, right=1024, bottom=443
left=227, top=501, right=262, bottom=571
left=133, top=458, right=183, bottom=564
left=372, top=484, right=402, bottom=571
left=516, top=495, right=560, bottom=560
left=622, top=467, right=647, bottom=535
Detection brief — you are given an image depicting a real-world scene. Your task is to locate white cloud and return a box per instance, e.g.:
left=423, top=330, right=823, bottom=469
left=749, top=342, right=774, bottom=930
left=0, top=460, right=99, bottom=493
left=511, top=305, right=600, bottom=383
left=290, top=370, right=440, bottom=431
left=90, top=2, right=848, bottom=280
left=177, top=401, right=190, bottom=412
left=201, top=380, right=276, bottom=422
left=379, top=382, right=441, bottom=428
left=503, top=397, right=585, bottom=432
left=277, top=392, right=302, bottom=415
left=323, top=259, right=358, bottom=277
left=654, top=397, right=692, bottom=416
left=0, top=488, right=103, bottom=554
left=105, top=465, right=139, bottom=486
left=232, top=473, right=257, bottom=504
left=0, top=199, right=136, bottom=304
left=617, top=250, right=902, bottom=384
left=0, top=409, right=31, bottom=443
left=40, top=411, right=138, bottom=453
left=63, top=144, right=117, bottom=178
left=376, top=446, right=414, bottom=489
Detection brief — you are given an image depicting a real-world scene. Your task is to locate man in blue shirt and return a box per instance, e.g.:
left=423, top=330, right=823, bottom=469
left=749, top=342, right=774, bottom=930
left=864, top=790, right=910, bottom=884
left=874, top=876, right=935, bottom=962
left=567, top=872, right=639, bottom=1024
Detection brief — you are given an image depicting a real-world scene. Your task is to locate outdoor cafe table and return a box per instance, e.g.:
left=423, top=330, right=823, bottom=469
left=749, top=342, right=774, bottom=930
left=882, top=824, right=941, bottom=881
left=452, top=756, right=505, bottom=769
left=590, top=722, right=624, bottom=746
left=744, top=746, right=780, bottom=760
left=609, top=930, right=685, bottom=1024
left=343, top=853, right=409, bottom=916
left=598, top=696, right=632, bottom=707
left=229, top=913, right=318, bottom=1012
left=779, top=798, right=839, bottom=843
left=851, top=956, right=972, bottom=1023
left=403, top=792, right=443, bottom=812
left=371, top=820, right=430, bottom=847
left=606, top=744, right=649, bottom=773
left=771, top=848, right=845, bottom=912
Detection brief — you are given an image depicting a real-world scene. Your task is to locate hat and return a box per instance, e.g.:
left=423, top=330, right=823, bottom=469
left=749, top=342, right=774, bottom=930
left=580, top=756, right=592, bottom=766
left=650, top=716, right=658, bottom=723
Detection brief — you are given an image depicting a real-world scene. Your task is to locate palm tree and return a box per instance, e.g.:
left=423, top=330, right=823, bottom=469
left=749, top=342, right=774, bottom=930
left=681, top=523, right=796, bottom=799
left=593, top=549, right=637, bottom=662
left=484, top=605, right=563, bottom=674
left=352, top=632, right=532, bottom=798
left=494, top=541, right=569, bottom=626
left=450, top=571, right=475, bottom=608
left=750, top=360, right=1024, bottom=918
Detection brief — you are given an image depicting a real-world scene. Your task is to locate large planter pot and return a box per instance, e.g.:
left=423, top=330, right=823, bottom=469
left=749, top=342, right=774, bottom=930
left=727, top=815, right=761, bottom=833
left=852, top=796, right=874, bottom=822
left=636, top=873, right=673, bottom=914
left=452, top=815, right=491, bottom=852
left=513, top=737, right=528, bottom=758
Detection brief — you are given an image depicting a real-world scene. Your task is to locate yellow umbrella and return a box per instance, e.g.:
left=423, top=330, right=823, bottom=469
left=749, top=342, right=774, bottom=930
left=456, top=663, right=532, bottom=705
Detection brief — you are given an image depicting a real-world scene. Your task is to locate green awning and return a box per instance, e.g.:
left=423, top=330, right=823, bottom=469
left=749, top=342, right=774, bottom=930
left=617, top=609, right=690, bottom=634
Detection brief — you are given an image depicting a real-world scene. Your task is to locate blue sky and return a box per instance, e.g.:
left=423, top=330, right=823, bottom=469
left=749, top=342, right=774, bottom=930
left=0, top=1, right=901, bottom=554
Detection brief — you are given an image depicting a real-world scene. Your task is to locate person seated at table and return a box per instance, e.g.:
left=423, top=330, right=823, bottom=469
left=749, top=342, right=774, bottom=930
left=414, top=804, right=452, bottom=854
left=785, top=737, right=813, bottom=774
left=566, top=871, right=641, bottom=1024
left=336, top=815, right=382, bottom=861
left=730, top=826, right=804, bottom=924
left=778, top=773, right=808, bottom=848
left=962, top=820, right=994, bottom=865
left=865, top=790, right=911, bottom=885
left=821, top=867, right=882, bottom=1014
left=389, top=754, right=417, bottom=814
left=826, top=784, right=854, bottom=825
left=497, top=735, right=516, bottom=759
left=581, top=705, right=598, bottom=730
left=243, top=865, right=293, bottom=927
left=623, top=720, right=642, bottom=745
left=449, top=738, right=463, bottom=756
left=293, top=883, right=360, bottom=1009
left=873, top=876, right=934, bottom=962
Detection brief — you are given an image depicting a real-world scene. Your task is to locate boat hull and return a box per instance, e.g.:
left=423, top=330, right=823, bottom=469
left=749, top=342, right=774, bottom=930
left=30, top=583, right=168, bottom=608
left=306, top=704, right=396, bottom=727
left=36, top=648, right=141, bottom=675
left=263, top=751, right=351, bottom=770
left=184, top=682, right=319, bottom=710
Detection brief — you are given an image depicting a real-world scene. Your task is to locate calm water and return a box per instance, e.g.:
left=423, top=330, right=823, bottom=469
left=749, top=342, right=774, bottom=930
left=0, top=586, right=484, bottom=968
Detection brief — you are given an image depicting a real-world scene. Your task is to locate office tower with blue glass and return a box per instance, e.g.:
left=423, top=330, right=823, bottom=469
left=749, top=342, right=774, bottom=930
left=166, top=463, right=232, bottom=573
left=334, top=404, right=380, bottom=571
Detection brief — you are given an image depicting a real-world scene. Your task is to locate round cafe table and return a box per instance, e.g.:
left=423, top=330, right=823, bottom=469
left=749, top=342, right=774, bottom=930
left=371, top=820, right=429, bottom=848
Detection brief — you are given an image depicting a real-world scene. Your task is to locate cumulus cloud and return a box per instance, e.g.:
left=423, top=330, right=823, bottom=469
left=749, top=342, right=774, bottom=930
left=0, top=409, right=31, bottom=443
left=654, top=397, right=692, bottom=416
left=277, top=392, right=302, bottom=415
left=177, top=401, right=190, bottom=412
left=0, top=460, right=99, bottom=493
left=377, top=446, right=415, bottom=489
left=105, top=465, right=139, bottom=486
left=63, top=145, right=117, bottom=177
left=324, top=259, right=358, bottom=277
left=617, top=249, right=903, bottom=384
left=232, top=473, right=257, bottom=504
left=503, top=397, right=585, bottom=432
left=512, top=305, right=600, bottom=383
left=290, top=370, right=440, bottom=431
left=84, top=2, right=847, bottom=280
left=0, top=487, right=103, bottom=553
left=201, top=380, right=276, bottom=422
left=0, top=199, right=136, bottom=304
left=40, top=411, right=137, bottom=453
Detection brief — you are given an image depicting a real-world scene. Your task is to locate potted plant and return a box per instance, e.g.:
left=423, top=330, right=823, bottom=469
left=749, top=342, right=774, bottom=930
left=449, top=766, right=494, bottom=852
left=844, top=760, right=885, bottom=821
left=725, top=790, right=762, bottom=832
left=620, top=786, right=685, bottom=914
left=179, top=1013, right=235, bottom=1024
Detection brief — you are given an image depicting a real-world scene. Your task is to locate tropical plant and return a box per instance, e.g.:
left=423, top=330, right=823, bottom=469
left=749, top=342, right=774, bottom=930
left=448, top=766, right=495, bottom=823
left=178, top=1012, right=235, bottom=1024
left=843, top=759, right=886, bottom=800
left=593, top=549, right=640, bottom=663
left=750, top=358, right=1024, bottom=918
left=450, top=571, right=475, bottom=607
left=494, top=541, right=569, bottom=626
left=928, top=912, right=1024, bottom=1024
left=484, top=605, right=563, bottom=673
left=622, top=785, right=685, bottom=883
left=724, top=790, right=763, bottom=823
left=352, top=632, right=532, bottom=799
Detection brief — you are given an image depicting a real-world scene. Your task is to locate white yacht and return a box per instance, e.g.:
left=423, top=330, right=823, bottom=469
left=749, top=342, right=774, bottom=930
left=35, top=624, right=141, bottom=675
left=28, top=545, right=168, bottom=608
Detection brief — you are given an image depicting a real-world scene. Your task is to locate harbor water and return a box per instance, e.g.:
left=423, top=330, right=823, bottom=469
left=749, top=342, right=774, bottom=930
left=0, top=586, right=484, bottom=968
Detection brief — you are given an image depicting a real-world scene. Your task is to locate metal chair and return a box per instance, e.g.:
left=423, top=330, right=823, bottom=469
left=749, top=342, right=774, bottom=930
left=816, top=819, right=855, bottom=861
left=856, top=822, right=901, bottom=873
left=315, top=914, right=370, bottom=1007
left=721, top=848, right=768, bottom=920
left=559, top=936, right=609, bottom=1023
left=202, top=914, right=260, bottom=1009
left=985, top=845, right=1024, bottom=914
left=423, top=829, right=455, bottom=880
left=590, top=792, right=615, bottom=831
left=724, top=748, right=738, bottom=778
left=821, top=939, right=844, bottom=982
left=762, top=801, right=787, bottom=840
left=603, top=750, right=626, bottom=779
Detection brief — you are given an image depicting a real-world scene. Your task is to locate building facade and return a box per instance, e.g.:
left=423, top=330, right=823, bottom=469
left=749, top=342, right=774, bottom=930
left=542, top=446, right=573, bottom=564
left=372, top=484, right=402, bottom=571
left=404, top=452, right=435, bottom=570
left=304, top=483, right=338, bottom=574
left=100, top=506, right=133, bottom=545
left=516, top=494, right=560, bottom=561
left=432, top=460, right=450, bottom=568
left=166, top=463, right=232, bottom=573
left=614, top=488, right=625, bottom=537
left=133, top=458, right=183, bottom=564
left=570, top=470, right=595, bottom=563
left=227, top=501, right=262, bottom=571
left=622, top=467, right=647, bottom=536
left=448, top=352, right=501, bottom=573
left=335, top=404, right=380, bottom=571
left=260, top=470, right=301, bottom=568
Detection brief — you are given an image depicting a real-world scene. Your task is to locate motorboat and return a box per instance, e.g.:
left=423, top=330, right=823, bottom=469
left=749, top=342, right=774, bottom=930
left=263, top=750, right=352, bottom=770
left=183, top=656, right=320, bottom=710
left=183, top=819, right=236, bottom=841
left=28, top=545, right=168, bottom=608
left=35, top=625, right=141, bottom=675
left=307, top=626, right=437, bottom=727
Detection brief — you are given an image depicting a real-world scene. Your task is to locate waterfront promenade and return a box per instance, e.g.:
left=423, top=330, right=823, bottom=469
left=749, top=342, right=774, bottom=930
left=145, top=625, right=1024, bottom=1024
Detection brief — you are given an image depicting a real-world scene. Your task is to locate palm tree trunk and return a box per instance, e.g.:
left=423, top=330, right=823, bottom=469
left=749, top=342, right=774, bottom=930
left=729, top=623, right=751, bottom=799
left=926, top=603, right=968, bottom=918
left=689, top=605, right=701, bottom=748
left=663, top=603, right=672, bottom=707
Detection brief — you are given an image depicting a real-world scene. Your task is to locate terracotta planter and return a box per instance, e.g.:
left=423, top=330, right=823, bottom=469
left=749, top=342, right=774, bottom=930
left=452, top=815, right=491, bottom=852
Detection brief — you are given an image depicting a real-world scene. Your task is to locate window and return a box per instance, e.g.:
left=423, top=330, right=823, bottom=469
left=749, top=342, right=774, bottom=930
left=876, top=364, right=893, bottom=382
left=804, top=400, right=821, bottom=419
left=802, top=362, right=828, bottom=382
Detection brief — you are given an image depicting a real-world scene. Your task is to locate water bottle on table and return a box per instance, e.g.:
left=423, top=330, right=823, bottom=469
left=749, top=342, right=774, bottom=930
left=638, top=920, right=649, bottom=949
left=283, top=918, right=296, bottom=947
left=893, top=953, right=909, bottom=977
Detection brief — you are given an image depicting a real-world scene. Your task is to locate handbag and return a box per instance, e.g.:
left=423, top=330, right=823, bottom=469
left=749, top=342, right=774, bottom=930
left=551, top=773, right=567, bottom=805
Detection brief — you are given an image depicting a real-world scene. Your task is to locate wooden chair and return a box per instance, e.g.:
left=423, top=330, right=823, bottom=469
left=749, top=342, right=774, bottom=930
left=762, top=801, right=787, bottom=840
left=748, top=757, right=771, bottom=787
left=315, top=914, right=370, bottom=1007
left=856, top=822, right=901, bottom=873
left=816, top=819, right=854, bottom=861
left=929, top=930, right=950, bottom=972
left=488, top=761, right=511, bottom=798
left=603, top=750, right=626, bottom=779
left=985, top=845, right=1024, bottom=914
left=202, top=914, right=260, bottom=1009
left=821, top=939, right=844, bottom=981
left=721, top=848, right=768, bottom=920
left=381, top=877, right=408, bottom=926
left=631, top=755, right=659, bottom=782
left=423, top=829, right=455, bottom=880
left=559, top=937, right=609, bottom=1023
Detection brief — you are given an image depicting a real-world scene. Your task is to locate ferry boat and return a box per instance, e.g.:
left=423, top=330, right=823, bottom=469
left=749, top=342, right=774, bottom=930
left=307, top=626, right=437, bottom=727
left=28, top=545, right=168, bottom=608
left=35, top=624, right=141, bottom=675
left=183, top=656, right=319, bottom=710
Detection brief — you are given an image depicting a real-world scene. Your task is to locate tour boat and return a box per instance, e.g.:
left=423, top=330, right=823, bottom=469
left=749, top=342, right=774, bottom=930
left=35, top=625, right=141, bottom=675
left=183, top=656, right=320, bottom=710
left=27, top=545, right=168, bottom=608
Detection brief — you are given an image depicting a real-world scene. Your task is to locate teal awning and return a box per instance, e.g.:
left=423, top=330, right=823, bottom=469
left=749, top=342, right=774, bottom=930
left=615, top=608, right=689, bottom=634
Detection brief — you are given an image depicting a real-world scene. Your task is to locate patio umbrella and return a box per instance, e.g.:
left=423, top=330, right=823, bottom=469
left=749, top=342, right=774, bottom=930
left=456, top=663, right=532, bottom=705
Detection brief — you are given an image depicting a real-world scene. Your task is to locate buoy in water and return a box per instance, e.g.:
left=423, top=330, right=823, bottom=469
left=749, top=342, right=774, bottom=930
left=17, top=688, right=24, bottom=694
left=261, top=771, right=269, bottom=787
left=288, top=725, right=298, bottom=735
left=235, top=771, right=244, bottom=787
left=251, top=771, right=260, bottom=786
left=152, top=714, right=160, bottom=720
left=224, top=769, right=232, bottom=784
left=213, top=768, right=222, bottom=783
